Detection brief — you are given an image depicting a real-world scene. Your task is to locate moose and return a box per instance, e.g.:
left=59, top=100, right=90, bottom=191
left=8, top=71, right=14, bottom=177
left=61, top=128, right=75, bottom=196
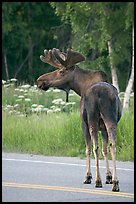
left=37, top=48, right=122, bottom=192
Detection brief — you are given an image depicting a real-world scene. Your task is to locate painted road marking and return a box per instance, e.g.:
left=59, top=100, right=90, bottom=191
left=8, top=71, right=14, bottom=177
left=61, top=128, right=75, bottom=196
left=2, top=158, right=134, bottom=172
left=2, top=182, right=134, bottom=199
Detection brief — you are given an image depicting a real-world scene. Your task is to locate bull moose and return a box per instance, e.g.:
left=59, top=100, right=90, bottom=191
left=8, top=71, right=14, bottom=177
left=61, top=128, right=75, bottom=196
left=37, top=48, right=122, bottom=192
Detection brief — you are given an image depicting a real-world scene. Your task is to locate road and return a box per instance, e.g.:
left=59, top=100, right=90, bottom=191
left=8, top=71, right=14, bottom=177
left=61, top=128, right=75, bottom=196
left=2, top=152, right=134, bottom=202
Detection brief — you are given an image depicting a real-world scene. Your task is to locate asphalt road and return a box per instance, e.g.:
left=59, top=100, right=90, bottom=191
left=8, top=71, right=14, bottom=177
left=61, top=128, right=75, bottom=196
left=2, top=152, right=134, bottom=202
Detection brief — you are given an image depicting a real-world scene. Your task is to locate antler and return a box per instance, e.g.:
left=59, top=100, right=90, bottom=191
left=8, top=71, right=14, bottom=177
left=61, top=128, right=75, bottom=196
left=40, top=49, right=65, bottom=69
left=52, top=48, right=85, bottom=68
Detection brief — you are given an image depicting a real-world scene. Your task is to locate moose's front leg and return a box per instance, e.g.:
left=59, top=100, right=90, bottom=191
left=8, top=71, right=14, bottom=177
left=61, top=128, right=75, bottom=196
left=82, top=118, right=92, bottom=184
left=83, top=135, right=92, bottom=184
left=80, top=99, right=92, bottom=184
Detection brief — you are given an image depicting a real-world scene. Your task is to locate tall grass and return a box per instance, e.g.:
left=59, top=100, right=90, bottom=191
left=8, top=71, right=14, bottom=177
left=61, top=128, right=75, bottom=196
left=2, top=110, right=134, bottom=161
left=2, top=111, right=84, bottom=156
left=2, top=81, right=134, bottom=161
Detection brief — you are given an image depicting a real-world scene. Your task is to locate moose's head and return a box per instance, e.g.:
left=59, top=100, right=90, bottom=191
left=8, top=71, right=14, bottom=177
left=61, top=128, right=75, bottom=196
left=37, top=48, right=85, bottom=93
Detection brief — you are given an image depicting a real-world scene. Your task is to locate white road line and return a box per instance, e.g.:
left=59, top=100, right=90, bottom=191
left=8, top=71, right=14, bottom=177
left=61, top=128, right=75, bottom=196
left=2, top=158, right=134, bottom=172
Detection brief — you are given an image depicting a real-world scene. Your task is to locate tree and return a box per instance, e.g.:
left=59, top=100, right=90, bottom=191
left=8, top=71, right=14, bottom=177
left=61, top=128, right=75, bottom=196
left=2, top=2, right=62, bottom=83
left=123, top=2, right=134, bottom=110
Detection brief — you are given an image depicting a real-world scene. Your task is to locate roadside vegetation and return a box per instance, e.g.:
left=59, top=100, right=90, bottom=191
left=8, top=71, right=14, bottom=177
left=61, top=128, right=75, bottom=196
left=2, top=80, right=134, bottom=161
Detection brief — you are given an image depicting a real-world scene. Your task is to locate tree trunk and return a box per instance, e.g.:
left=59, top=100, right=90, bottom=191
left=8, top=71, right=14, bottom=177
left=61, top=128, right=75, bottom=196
left=4, top=51, right=9, bottom=80
left=28, top=35, right=33, bottom=83
left=14, top=52, right=30, bottom=78
left=28, top=5, right=33, bottom=83
left=123, top=25, right=134, bottom=111
left=108, top=39, right=119, bottom=93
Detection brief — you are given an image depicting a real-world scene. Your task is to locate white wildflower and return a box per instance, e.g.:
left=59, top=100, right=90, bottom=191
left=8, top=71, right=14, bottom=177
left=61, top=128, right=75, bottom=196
left=42, top=108, right=49, bottom=112
left=54, top=108, right=61, bottom=113
left=10, top=78, right=17, bottom=82
left=18, top=95, right=25, bottom=99
left=15, top=88, right=20, bottom=91
left=31, top=104, right=38, bottom=108
left=69, top=93, right=74, bottom=96
left=4, top=84, right=11, bottom=88
left=2, top=80, right=6, bottom=85
left=25, top=98, right=31, bottom=102
left=52, top=98, right=64, bottom=105
left=14, top=104, right=19, bottom=108
left=32, top=107, right=43, bottom=112
left=16, top=111, right=21, bottom=115
left=46, top=89, right=51, bottom=93
left=47, top=109, right=54, bottom=114
left=50, top=105, right=56, bottom=109
left=21, top=84, right=31, bottom=89
left=18, top=114, right=25, bottom=117
left=19, top=89, right=25, bottom=92
left=37, top=105, right=44, bottom=108
left=60, top=101, right=66, bottom=105
left=66, top=102, right=76, bottom=106
left=6, top=105, right=13, bottom=108
left=8, top=110, right=13, bottom=114
left=53, top=89, right=61, bottom=93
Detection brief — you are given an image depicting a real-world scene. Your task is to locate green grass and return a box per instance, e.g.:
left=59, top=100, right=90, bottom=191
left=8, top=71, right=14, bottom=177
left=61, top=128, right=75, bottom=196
left=2, top=111, right=84, bottom=156
left=2, top=109, right=134, bottom=161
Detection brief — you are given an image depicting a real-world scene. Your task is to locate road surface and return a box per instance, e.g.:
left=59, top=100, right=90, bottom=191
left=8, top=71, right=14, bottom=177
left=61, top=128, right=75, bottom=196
left=2, top=152, right=134, bottom=202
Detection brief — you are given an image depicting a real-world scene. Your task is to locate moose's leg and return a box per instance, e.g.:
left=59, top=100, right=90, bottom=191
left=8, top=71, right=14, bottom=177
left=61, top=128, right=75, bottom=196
left=89, top=126, right=102, bottom=188
left=101, top=126, right=112, bottom=184
left=83, top=135, right=92, bottom=184
left=82, top=117, right=92, bottom=184
left=106, top=124, right=119, bottom=192
left=80, top=99, right=92, bottom=184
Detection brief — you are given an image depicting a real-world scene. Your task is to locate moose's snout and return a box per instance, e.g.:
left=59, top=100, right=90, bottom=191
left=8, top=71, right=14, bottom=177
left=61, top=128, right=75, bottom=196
left=37, top=78, right=42, bottom=89
left=37, top=78, right=50, bottom=91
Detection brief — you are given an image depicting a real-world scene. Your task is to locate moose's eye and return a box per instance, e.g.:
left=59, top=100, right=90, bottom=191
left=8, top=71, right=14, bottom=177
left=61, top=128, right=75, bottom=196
left=59, top=69, right=65, bottom=76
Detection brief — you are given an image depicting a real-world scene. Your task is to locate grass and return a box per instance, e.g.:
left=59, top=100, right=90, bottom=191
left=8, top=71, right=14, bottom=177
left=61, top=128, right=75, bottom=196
left=2, top=111, right=84, bottom=156
left=2, top=110, right=134, bottom=161
left=2, top=81, right=134, bottom=161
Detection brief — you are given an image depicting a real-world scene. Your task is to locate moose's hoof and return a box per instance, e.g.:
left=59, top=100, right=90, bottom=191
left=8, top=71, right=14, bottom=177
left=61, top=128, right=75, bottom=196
left=112, top=180, right=120, bottom=192
left=83, top=176, right=92, bottom=184
left=95, top=180, right=102, bottom=188
left=106, top=175, right=112, bottom=184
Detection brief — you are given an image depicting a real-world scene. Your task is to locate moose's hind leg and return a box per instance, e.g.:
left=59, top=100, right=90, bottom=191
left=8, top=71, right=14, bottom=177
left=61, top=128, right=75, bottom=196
left=101, top=125, right=112, bottom=184
left=89, top=125, right=102, bottom=188
left=107, top=123, right=120, bottom=192
left=84, top=175, right=92, bottom=184
left=106, top=172, right=112, bottom=184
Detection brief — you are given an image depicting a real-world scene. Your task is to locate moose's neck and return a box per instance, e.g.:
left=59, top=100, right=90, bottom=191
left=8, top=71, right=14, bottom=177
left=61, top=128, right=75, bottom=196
left=69, top=67, right=107, bottom=97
